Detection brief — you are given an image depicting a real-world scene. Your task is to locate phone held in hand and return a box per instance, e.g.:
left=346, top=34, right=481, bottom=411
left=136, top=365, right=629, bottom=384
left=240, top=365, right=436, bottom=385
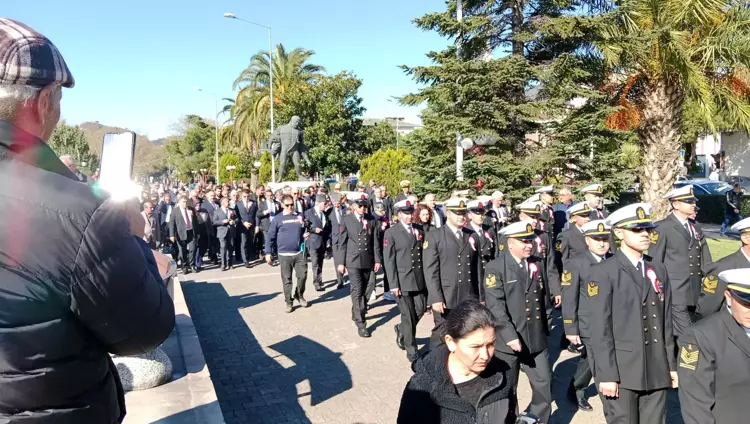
left=98, top=132, right=136, bottom=200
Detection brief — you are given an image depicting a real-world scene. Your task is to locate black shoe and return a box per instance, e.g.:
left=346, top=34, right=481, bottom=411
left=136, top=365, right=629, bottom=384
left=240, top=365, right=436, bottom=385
left=358, top=328, right=371, bottom=338
left=297, top=296, right=309, bottom=308
left=192, top=267, right=200, bottom=273
left=406, top=352, right=418, bottom=363
left=184, top=268, right=192, bottom=275
left=221, top=266, right=228, bottom=272
left=336, top=283, right=345, bottom=290
left=285, top=304, right=293, bottom=313
left=315, top=285, right=325, bottom=292
left=394, top=324, right=405, bottom=350
left=246, top=263, right=252, bottom=268
left=577, top=397, right=593, bottom=412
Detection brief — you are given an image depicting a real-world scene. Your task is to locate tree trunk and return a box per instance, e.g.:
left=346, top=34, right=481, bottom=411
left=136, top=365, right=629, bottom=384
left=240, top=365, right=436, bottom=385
left=639, top=80, right=684, bottom=219
left=511, top=0, right=525, bottom=56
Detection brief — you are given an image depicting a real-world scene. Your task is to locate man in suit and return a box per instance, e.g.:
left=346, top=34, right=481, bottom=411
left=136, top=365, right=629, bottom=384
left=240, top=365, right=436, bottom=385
left=379, top=185, right=394, bottom=221
left=696, top=217, right=750, bottom=319
left=202, top=190, right=220, bottom=265
left=235, top=189, right=259, bottom=268
left=678, top=269, right=750, bottom=424
left=650, top=185, right=713, bottom=338
left=291, top=187, right=307, bottom=214
left=213, top=197, right=236, bottom=271
left=305, top=194, right=331, bottom=292
left=159, top=191, right=178, bottom=262
left=467, top=199, right=496, bottom=278
left=486, top=191, right=510, bottom=234
left=556, top=202, right=594, bottom=265
left=581, top=183, right=609, bottom=219
left=384, top=200, right=427, bottom=363
left=257, top=187, right=281, bottom=259
left=141, top=201, right=160, bottom=249
left=485, top=221, right=552, bottom=424
left=336, top=193, right=382, bottom=338
left=367, top=202, right=391, bottom=302
left=561, top=219, right=612, bottom=413
left=329, top=193, right=348, bottom=290
left=589, top=203, right=677, bottom=424
left=170, top=195, right=199, bottom=274
left=423, top=198, right=482, bottom=348
left=423, top=193, right=445, bottom=229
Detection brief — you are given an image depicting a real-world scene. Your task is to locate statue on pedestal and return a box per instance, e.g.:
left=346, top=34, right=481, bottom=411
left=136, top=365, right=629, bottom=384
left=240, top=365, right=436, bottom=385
left=268, top=116, right=312, bottom=181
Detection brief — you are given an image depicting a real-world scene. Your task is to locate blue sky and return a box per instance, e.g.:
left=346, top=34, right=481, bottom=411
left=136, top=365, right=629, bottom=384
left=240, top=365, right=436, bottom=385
left=6, top=1, right=449, bottom=139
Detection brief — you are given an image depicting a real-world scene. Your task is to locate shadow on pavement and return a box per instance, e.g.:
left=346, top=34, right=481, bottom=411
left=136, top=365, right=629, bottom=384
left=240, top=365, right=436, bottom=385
left=151, top=401, right=222, bottom=424
left=549, top=356, right=584, bottom=424
left=308, top=285, right=350, bottom=306
left=367, top=304, right=401, bottom=334
left=182, top=280, right=352, bottom=423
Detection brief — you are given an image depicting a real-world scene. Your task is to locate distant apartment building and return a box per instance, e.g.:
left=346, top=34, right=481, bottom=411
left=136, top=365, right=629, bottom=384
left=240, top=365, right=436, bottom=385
left=362, top=118, right=423, bottom=135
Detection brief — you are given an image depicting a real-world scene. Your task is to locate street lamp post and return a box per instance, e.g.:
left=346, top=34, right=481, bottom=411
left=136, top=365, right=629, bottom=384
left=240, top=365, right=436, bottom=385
left=196, top=88, right=221, bottom=184
left=226, top=165, right=236, bottom=182
left=224, top=12, right=276, bottom=182
left=385, top=116, right=404, bottom=148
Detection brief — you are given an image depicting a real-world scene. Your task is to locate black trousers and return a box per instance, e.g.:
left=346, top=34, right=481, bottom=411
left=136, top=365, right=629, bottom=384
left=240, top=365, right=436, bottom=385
left=602, top=387, right=666, bottom=424
left=397, top=290, right=427, bottom=355
left=366, top=266, right=389, bottom=300
left=309, top=246, right=326, bottom=288
left=177, top=233, right=195, bottom=269
left=207, top=230, right=219, bottom=261
left=255, top=230, right=265, bottom=256
left=240, top=230, right=257, bottom=263
left=279, top=253, right=307, bottom=305
left=332, top=244, right=346, bottom=286
left=195, top=231, right=207, bottom=267
left=219, top=235, right=233, bottom=267
left=430, top=308, right=451, bottom=349
left=496, top=349, right=552, bottom=424
left=572, top=337, right=594, bottom=398
left=233, top=231, right=242, bottom=261
left=349, top=267, right=371, bottom=329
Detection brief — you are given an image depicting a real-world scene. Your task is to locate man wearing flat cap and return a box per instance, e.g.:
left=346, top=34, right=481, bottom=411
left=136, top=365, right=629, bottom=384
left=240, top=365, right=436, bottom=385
left=305, top=194, right=332, bottom=292
left=589, top=204, right=676, bottom=424
left=678, top=268, right=750, bottom=424
left=0, top=18, right=175, bottom=423
left=423, top=198, right=482, bottom=348
left=650, top=184, right=713, bottom=338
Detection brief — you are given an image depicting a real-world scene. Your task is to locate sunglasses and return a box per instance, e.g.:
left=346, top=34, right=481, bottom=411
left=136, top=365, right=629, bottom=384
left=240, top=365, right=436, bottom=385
left=284, top=203, right=294, bottom=207
left=626, top=227, right=653, bottom=234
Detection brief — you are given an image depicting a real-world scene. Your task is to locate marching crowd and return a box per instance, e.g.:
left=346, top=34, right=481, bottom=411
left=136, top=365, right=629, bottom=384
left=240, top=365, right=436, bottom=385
left=140, top=176, right=750, bottom=424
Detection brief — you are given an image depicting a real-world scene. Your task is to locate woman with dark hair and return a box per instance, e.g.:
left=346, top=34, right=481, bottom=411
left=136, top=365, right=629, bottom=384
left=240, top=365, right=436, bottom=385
left=397, top=300, right=516, bottom=424
left=414, top=204, right=435, bottom=233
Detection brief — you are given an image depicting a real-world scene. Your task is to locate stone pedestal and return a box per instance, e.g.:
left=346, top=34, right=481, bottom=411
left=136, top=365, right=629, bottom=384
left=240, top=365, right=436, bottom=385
left=113, top=347, right=173, bottom=392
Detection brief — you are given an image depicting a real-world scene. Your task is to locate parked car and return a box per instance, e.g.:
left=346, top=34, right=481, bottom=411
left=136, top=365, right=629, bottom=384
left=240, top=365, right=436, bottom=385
left=726, top=175, right=750, bottom=191
left=674, top=179, right=734, bottom=195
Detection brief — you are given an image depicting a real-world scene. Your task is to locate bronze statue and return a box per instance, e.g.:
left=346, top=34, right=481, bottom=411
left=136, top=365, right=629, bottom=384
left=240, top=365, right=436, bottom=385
left=268, top=116, right=312, bottom=181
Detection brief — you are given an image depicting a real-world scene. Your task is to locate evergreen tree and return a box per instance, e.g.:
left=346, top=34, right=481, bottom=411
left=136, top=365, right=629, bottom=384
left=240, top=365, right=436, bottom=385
left=402, top=0, right=634, bottom=202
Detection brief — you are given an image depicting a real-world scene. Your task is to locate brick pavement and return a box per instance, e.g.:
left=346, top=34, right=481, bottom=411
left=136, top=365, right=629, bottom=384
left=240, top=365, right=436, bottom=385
left=181, top=258, right=684, bottom=424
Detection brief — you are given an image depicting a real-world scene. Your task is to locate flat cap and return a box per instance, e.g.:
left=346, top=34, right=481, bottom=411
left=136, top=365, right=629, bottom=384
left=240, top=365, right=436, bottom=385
left=0, top=18, right=74, bottom=88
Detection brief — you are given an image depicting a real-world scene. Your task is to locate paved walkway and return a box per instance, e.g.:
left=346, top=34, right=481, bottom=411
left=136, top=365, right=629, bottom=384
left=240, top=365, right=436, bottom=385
left=181, top=259, right=683, bottom=424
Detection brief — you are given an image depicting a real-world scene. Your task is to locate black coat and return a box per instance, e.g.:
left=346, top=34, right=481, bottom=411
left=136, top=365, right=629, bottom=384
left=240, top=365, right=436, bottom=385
left=484, top=251, right=549, bottom=354
left=383, top=223, right=426, bottom=292
left=329, top=206, right=347, bottom=245
left=398, top=345, right=516, bottom=424
left=561, top=252, right=610, bottom=338
left=556, top=225, right=587, bottom=263
left=169, top=206, right=199, bottom=241
left=304, top=207, right=331, bottom=250
left=257, top=198, right=281, bottom=232
left=335, top=213, right=382, bottom=269
left=0, top=120, right=175, bottom=423
left=234, top=199, right=258, bottom=234
left=589, top=250, right=676, bottom=391
left=678, top=309, right=750, bottom=424
left=424, top=226, right=482, bottom=307
left=651, top=213, right=712, bottom=306
left=696, top=249, right=750, bottom=320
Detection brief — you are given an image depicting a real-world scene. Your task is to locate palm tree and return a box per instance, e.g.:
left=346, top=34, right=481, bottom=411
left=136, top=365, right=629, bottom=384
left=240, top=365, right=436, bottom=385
left=598, top=0, right=750, bottom=217
left=226, top=43, right=325, bottom=157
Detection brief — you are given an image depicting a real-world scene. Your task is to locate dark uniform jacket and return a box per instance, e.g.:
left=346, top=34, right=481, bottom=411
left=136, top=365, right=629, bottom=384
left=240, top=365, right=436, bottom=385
left=556, top=225, right=587, bottom=263
left=561, top=252, right=609, bottom=337
left=383, top=223, right=426, bottom=292
left=678, top=309, right=750, bottom=424
left=696, top=249, right=750, bottom=320
left=335, top=213, right=382, bottom=270
left=539, top=204, right=555, bottom=239
left=651, top=214, right=712, bottom=306
left=485, top=250, right=549, bottom=355
left=589, top=250, right=676, bottom=391
left=498, top=229, right=559, bottom=297
left=424, top=226, right=482, bottom=307
left=469, top=223, right=496, bottom=265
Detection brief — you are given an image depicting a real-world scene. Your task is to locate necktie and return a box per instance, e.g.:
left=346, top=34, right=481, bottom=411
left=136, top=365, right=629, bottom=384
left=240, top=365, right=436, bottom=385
left=636, top=261, right=644, bottom=279
left=521, top=259, right=527, bottom=279
left=320, top=212, right=325, bottom=227
left=245, top=202, right=248, bottom=212
left=598, top=209, right=603, bottom=219
left=684, top=222, right=692, bottom=238
left=336, top=209, right=341, bottom=223
left=184, top=208, right=191, bottom=230
left=455, top=230, right=461, bottom=239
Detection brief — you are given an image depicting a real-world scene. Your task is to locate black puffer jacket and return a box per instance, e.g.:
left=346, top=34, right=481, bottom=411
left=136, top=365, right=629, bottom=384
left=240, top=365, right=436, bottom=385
left=0, top=120, right=175, bottom=423
left=397, top=345, right=516, bottom=424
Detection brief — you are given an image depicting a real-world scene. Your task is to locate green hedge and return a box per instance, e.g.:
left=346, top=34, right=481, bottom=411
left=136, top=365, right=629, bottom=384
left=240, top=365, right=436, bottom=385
left=609, top=192, right=750, bottom=224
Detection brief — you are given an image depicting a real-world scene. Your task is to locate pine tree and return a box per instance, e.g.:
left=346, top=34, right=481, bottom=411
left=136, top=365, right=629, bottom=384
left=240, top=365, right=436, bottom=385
left=402, top=0, right=634, bottom=203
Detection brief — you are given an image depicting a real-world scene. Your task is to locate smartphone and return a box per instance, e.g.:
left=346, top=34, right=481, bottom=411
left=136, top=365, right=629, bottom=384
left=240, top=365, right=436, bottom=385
left=98, top=132, right=136, bottom=197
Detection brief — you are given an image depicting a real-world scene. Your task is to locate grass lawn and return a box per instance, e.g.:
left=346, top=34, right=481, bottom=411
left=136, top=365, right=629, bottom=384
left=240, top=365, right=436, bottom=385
left=707, top=237, right=741, bottom=261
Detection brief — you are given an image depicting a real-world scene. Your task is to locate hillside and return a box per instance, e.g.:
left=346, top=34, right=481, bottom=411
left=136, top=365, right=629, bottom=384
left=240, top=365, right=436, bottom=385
left=79, top=121, right=167, bottom=176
